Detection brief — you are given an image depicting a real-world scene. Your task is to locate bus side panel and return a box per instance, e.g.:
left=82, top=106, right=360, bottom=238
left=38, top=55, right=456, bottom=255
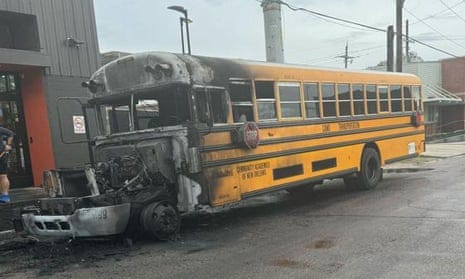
left=203, top=166, right=241, bottom=206
left=377, top=133, right=425, bottom=164
left=204, top=144, right=364, bottom=206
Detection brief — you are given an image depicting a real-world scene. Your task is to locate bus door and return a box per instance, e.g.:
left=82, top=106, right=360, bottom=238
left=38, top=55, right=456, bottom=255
left=194, top=86, right=241, bottom=206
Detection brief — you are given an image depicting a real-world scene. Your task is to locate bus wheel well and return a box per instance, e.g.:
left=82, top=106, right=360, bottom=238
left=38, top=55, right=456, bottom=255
left=363, top=142, right=381, bottom=163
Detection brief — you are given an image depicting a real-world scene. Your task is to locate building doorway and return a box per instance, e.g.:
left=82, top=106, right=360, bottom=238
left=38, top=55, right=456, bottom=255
left=0, top=73, right=33, bottom=188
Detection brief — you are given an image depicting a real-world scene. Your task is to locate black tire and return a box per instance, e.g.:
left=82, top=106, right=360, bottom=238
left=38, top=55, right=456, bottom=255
left=357, top=147, right=382, bottom=190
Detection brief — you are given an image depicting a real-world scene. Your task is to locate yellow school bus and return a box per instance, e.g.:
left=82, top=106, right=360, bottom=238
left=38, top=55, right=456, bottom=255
left=22, top=52, right=424, bottom=239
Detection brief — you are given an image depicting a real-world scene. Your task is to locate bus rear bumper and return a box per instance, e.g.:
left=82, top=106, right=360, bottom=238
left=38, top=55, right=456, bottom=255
left=21, top=203, right=131, bottom=238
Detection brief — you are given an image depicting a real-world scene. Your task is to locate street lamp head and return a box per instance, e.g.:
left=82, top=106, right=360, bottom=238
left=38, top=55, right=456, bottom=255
left=167, top=5, right=187, bottom=14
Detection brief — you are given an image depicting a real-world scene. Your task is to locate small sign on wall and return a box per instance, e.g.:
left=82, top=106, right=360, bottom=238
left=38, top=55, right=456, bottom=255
left=73, top=115, right=86, bottom=134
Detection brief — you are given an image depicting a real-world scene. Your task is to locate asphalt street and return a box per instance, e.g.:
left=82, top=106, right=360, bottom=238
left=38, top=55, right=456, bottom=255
left=2, top=153, right=465, bottom=278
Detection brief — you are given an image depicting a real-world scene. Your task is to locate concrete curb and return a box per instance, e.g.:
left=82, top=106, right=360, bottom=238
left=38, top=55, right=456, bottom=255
left=383, top=167, right=434, bottom=174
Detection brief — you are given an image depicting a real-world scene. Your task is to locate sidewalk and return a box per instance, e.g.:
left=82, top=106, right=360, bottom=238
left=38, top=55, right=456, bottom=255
left=384, top=141, right=465, bottom=170
left=422, top=141, right=465, bottom=158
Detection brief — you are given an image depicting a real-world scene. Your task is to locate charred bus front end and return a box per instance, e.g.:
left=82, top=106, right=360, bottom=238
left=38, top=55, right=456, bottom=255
left=20, top=52, right=216, bottom=239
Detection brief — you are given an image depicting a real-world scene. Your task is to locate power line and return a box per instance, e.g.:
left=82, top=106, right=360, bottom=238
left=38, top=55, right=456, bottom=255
left=260, top=0, right=460, bottom=58
left=408, top=36, right=459, bottom=57
left=410, top=0, right=465, bottom=25
left=438, top=0, right=465, bottom=24
left=274, top=0, right=386, bottom=32
left=404, top=6, right=465, bottom=51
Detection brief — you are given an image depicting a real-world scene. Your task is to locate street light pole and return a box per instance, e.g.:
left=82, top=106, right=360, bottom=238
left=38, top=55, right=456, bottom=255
left=184, top=10, right=191, bottom=55
left=179, top=17, right=185, bottom=54
left=168, top=5, right=192, bottom=55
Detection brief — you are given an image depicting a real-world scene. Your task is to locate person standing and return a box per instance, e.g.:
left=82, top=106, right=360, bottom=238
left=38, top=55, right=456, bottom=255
left=0, top=125, right=14, bottom=203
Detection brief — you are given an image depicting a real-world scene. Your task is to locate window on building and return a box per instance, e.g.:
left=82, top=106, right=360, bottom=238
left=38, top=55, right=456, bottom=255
left=229, top=81, right=254, bottom=122
left=255, top=81, right=277, bottom=121
left=379, top=86, right=389, bottom=112
left=352, top=84, right=365, bottom=115
left=413, top=86, right=421, bottom=111
left=425, top=105, right=439, bottom=122
left=338, top=83, right=351, bottom=116
left=279, top=82, right=302, bottom=118
left=403, top=86, right=412, bottom=112
left=304, top=83, right=321, bottom=119
left=0, top=23, right=12, bottom=49
left=0, top=11, right=40, bottom=51
left=322, top=83, right=336, bottom=117
left=0, top=74, right=17, bottom=94
left=367, top=84, right=377, bottom=114
left=390, top=85, right=402, bottom=112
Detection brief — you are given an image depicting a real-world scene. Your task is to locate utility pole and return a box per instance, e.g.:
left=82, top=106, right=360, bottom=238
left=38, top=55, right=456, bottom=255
left=396, top=0, right=405, bottom=72
left=387, top=25, right=394, bottom=72
left=337, top=42, right=354, bottom=69
left=261, top=0, right=285, bottom=63
left=405, top=19, right=410, bottom=63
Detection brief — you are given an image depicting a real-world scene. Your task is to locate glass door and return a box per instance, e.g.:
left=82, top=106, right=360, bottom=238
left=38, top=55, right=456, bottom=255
left=0, top=73, right=33, bottom=188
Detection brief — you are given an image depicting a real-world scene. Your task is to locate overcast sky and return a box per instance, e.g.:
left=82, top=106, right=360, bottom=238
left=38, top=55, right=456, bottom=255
left=94, top=0, right=465, bottom=69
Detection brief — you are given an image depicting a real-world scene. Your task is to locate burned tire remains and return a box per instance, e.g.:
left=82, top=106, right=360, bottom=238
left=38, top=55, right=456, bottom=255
left=140, top=200, right=180, bottom=240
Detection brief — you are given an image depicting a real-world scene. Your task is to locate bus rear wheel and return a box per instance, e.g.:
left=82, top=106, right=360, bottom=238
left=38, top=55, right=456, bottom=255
left=344, top=147, right=382, bottom=190
left=357, top=147, right=382, bottom=190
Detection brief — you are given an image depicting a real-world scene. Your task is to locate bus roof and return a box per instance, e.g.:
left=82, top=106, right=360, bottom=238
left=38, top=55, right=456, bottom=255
left=85, top=52, right=421, bottom=99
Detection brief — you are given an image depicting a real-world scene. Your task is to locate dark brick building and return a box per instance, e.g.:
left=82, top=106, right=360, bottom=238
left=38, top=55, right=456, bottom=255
left=441, top=57, right=465, bottom=133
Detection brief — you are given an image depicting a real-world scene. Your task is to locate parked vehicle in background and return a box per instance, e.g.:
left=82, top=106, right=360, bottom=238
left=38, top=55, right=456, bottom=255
left=16, top=52, right=425, bottom=239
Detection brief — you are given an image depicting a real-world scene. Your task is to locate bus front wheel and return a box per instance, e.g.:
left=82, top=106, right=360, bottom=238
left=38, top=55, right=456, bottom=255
left=140, top=200, right=180, bottom=240
left=358, top=147, right=382, bottom=190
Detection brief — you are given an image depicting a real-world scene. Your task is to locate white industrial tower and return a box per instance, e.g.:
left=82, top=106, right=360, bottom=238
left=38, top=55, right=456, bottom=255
left=261, top=0, right=284, bottom=63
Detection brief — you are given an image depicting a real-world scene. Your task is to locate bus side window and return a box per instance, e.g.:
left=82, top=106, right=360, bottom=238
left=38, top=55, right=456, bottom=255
left=338, top=83, right=351, bottom=116
left=403, top=86, right=413, bottom=112
left=412, top=86, right=421, bottom=111
left=195, top=91, right=209, bottom=123
left=255, top=81, right=277, bottom=121
left=304, top=83, right=320, bottom=118
left=366, top=85, right=377, bottom=114
left=229, top=81, right=254, bottom=123
left=196, top=89, right=228, bottom=124
left=352, top=84, right=365, bottom=115
left=322, top=83, right=336, bottom=117
left=390, top=85, right=402, bottom=112
left=379, top=86, right=389, bottom=113
left=278, top=82, right=302, bottom=118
